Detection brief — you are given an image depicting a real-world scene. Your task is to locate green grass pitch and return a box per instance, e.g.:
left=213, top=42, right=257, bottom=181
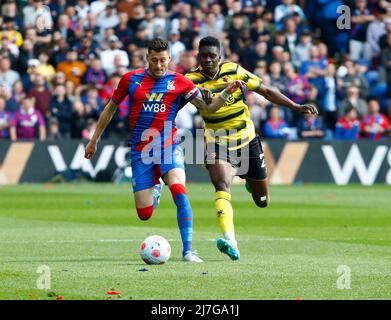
left=0, top=183, right=390, bottom=300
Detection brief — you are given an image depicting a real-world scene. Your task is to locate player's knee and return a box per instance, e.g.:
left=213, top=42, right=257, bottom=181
left=136, top=206, right=153, bottom=221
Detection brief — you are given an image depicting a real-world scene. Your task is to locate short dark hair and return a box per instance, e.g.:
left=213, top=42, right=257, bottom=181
left=148, top=38, right=169, bottom=53
left=199, top=36, right=221, bottom=51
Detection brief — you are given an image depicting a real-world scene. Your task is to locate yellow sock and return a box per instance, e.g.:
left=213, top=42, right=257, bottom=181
left=215, top=191, right=235, bottom=241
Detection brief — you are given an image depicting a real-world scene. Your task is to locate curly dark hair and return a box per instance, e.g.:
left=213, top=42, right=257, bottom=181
left=199, top=36, right=221, bottom=50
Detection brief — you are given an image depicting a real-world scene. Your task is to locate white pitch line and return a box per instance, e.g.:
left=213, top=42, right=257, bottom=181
left=0, top=237, right=295, bottom=244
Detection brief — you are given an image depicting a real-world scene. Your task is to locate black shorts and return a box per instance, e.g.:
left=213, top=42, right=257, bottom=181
left=205, top=136, right=267, bottom=180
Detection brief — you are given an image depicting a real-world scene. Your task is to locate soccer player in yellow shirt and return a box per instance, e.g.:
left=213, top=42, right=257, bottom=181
left=186, top=36, right=318, bottom=260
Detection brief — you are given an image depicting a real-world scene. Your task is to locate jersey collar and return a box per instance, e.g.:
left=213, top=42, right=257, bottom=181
left=145, top=68, right=168, bottom=78
left=200, top=63, right=223, bottom=80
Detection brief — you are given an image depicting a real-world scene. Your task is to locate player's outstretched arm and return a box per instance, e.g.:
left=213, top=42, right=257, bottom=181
left=191, top=80, right=246, bottom=112
left=84, top=99, right=118, bottom=160
left=256, top=84, right=318, bottom=115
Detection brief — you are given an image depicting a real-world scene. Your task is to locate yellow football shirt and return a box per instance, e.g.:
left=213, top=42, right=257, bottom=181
left=186, top=62, right=262, bottom=150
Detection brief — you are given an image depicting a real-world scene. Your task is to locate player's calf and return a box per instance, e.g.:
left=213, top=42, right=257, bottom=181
left=245, top=180, right=269, bottom=208
left=253, top=194, right=270, bottom=208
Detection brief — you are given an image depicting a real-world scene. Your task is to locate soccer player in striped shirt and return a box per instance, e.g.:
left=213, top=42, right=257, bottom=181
left=186, top=36, right=318, bottom=260
left=84, top=38, right=245, bottom=262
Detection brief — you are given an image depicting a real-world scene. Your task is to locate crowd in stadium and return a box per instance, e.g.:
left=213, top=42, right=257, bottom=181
left=0, top=0, right=391, bottom=142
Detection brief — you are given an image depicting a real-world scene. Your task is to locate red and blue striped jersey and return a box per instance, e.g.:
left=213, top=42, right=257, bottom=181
left=112, top=69, right=198, bottom=151
left=359, top=113, right=390, bottom=140
left=11, top=108, right=45, bottom=140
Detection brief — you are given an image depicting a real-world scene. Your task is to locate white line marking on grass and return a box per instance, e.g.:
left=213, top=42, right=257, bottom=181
left=206, top=238, right=295, bottom=242
left=1, top=237, right=295, bottom=244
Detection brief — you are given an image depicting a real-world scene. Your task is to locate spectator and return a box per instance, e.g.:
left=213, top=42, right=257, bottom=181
left=300, top=45, right=327, bottom=90
left=127, top=4, right=145, bottom=33
left=192, top=7, right=205, bottom=35
left=65, top=79, right=78, bottom=103
left=71, top=100, right=86, bottom=138
left=48, top=84, right=73, bottom=138
left=168, top=30, right=186, bottom=64
left=178, top=17, right=196, bottom=51
left=17, top=39, right=36, bottom=74
left=115, top=12, right=134, bottom=46
left=292, top=30, right=312, bottom=68
left=99, top=35, right=129, bottom=76
left=226, top=13, right=247, bottom=55
left=338, top=59, right=370, bottom=99
left=7, top=80, right=26, bottom=113
left=0, top=96, right=11, bottom=140
left=91, top=0, right=112, bottom=16
left=97, top=4, right=120, bottom=30
left=251, top=41, right=271, bottom=69
left=57, top=48, right=87, bottom=86
left=75, top=0, right=91, bottom=20
left=274, top=0, right=306, bottom=31
left=0, top=57, right=19, bottom=92
left=379, top=20, right=391, bottom=51
left=10, top=96, right=46, bottom=141
left=284, top=18, right=299, bottom=57
left=247, top=91, right=269, bottom=134
left=81, top=87, right=103, bottom=121
left=339, top=85, right=368, bottom=119
left=81, top=58, right=107, bottom=91
left=55, top=14, right=76, bottom=45
left=0, top=16, right=23, bottom=48
left=284, top=62, right=309, bottom=107
left=36, top=52, right=56, bottom=82
left=100, top=73, right=130, bottom=137
left=350, top=0, right=375, bottom=61
left=47, top=117, right=63, bottom=140
left=82, top=118, right=97, bottom=140
left=0, top=0, right=389, bottom=143
left=381, top=32, right=391, bottom=119
left=366, top=7, right=389, bottom=60
left=269, top=60, right=288, bottom=92
left=322, top=63, right=339, bottom=131
left=27, top=74, right=52, bottom=119
left=360, top=99, right=390, bottom=140
left=170, top=3, right=192, bottom=32
left=298, top=113, right=325, bottom=139
left=335, top=107, right=360, bottom=140
left=1, top=0, right=23, bottom=31
left=202, top=12, right=225, bottom=40
left=152, top=3, right=170, bottom=39
left=117, top=0, right=141, bottom=19
left=23, top=0, right=53, bottom=30
left=250, top=17, right=271, bottom=43
left=263, top=105, right=290, bottom=138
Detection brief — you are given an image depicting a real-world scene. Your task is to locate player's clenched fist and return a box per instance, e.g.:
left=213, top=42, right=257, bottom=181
left=84, top=140, right=97, bottom=160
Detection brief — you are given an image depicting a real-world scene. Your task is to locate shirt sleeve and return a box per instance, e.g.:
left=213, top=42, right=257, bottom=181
left=111, top=73, right=131, bottom=105
left=236, top=65, right=262, bottom=91
left=382, top=116, right=390, bottom=130
left=180, top=75, right=199, bottom=101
